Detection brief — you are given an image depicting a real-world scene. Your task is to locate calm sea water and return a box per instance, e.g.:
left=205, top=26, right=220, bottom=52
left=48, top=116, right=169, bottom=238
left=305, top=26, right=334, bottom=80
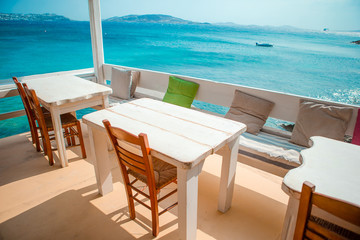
left=0, top=21, right=359, bottom=138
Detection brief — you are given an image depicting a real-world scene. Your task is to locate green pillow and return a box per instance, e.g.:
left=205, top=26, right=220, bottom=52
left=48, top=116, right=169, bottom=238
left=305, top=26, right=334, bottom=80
left=163, top=76, right=199, bottom=108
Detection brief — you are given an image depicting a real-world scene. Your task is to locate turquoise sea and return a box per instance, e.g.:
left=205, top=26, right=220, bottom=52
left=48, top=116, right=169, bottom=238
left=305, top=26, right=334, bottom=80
left=0, top=21, right=360, bottom=138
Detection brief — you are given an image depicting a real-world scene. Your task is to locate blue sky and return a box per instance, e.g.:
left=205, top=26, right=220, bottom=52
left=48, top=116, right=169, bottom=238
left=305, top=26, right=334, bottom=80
left=1, top=0, right=360, bottom=30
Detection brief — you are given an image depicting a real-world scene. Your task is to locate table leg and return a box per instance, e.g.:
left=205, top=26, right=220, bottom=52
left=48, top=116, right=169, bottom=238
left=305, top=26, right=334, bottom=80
left=102, top=95, right=109, bottom=108
left=281, top=196, right=299, bottom=240
left=218, top=136, right=240, bottom=212
left=50, top=107, right=68, bottom=167
left=177, top=161, right=204, bottom=240
left=88, top=127, right=113, bottom=195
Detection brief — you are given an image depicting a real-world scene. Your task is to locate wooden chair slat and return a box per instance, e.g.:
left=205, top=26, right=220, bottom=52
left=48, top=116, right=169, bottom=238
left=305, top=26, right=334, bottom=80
left=312, top=194, right=360, bottom=226
left=304, top=229, right=326, bottom=240
left=118, top=152, right=146, bottom=172
left=307, top=221, right=346, bottom=240
left=120, top=159, right=147, bottom=176
left=111, top=127, right=142, bottom=146
left=116, top=145, right=146, bottom=166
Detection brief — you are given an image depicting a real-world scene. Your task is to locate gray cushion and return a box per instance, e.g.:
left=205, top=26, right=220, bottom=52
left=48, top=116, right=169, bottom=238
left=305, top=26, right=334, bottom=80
left=111, top=68, right=132, bottom=99
left=111, top=67, right=140, bottom=99
left=290, top=100, right=353, bottom=147
left=225, top=90, right=275, bottom=134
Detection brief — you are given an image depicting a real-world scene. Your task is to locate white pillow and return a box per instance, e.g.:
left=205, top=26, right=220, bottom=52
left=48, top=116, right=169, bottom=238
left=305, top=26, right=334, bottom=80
left=111, top=67, right=132, bottom=99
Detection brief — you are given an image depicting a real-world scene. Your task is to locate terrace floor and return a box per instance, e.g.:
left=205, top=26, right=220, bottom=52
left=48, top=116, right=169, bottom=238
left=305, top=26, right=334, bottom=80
left=0, top=124, right=289, bottom=240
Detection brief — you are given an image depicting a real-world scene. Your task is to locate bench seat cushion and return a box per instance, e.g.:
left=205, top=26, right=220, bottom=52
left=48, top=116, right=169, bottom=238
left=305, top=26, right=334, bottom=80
left=108, top=95, right=134, bottom=107
left=239, top=131, right=306, bottom=169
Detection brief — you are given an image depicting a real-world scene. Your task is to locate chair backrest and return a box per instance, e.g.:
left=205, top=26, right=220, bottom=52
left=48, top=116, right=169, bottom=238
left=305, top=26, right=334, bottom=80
left=12, top=77, right=34, bottom=124
left=102, top=119, right=157, bottom=190
left=294, top=181, right=360, bottom=240
left=23, top=83, right=50, bottom=140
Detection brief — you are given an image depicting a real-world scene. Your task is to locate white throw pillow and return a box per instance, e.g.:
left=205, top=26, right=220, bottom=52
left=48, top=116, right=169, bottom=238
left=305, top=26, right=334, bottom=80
left=111, top=67, right=132, bottom=99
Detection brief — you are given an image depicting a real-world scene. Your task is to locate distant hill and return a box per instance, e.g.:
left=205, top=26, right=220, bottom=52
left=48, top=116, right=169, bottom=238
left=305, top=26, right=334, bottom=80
left=0, top=13, right=71, bottom=22
left=104, top=14, right=208, bottom=25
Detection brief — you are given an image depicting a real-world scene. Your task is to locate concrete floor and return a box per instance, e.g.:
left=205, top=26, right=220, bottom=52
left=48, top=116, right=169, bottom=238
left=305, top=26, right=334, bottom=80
left=0, top=128, right=289, bottom=240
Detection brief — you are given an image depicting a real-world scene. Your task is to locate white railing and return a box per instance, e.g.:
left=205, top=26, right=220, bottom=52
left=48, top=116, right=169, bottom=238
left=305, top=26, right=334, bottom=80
left=104, top=64, right=360, bottom=137
left=1, top=64, right=359, bottom=137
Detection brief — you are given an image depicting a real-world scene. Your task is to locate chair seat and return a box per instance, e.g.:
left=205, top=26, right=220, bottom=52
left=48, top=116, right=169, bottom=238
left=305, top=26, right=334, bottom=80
left=128, top=157, right=177, bottom=189
left=44, top=113, right=78, bottom=130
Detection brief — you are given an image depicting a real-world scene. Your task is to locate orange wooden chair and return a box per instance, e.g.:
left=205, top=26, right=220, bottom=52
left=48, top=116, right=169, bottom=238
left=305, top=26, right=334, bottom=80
left=294, top=181, right=360, bottom=240
left=13, top=77, right=47, bottom=151
left=23, top=83, right=86, bottom=166
left=103, top=119, right=177, bottom=236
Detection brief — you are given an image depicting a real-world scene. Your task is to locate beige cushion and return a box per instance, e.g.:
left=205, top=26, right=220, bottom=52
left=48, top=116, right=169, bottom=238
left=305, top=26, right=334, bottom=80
left=111, top=68, right=131, bottom=99
left=290, top=100, right=353, bottom=147
left=225, top=90, right=274, bottom=134
left=111, top=67, right=140, bottom=99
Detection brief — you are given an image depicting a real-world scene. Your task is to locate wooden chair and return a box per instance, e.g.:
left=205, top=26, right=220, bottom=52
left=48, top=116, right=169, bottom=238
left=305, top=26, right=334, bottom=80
left=13, top=77, right=44, bottom=151
left=103, top=119, right=177, bottom=237
left=294, top=181, right=360, bottom=240
left=23, top=83, right=86, bottom=165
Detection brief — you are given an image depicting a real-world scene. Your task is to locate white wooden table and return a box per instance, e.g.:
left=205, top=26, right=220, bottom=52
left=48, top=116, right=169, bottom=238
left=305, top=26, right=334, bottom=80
left=281, top=136, right=360, bottom=240
left=23, top=75, right=112, bottom=167
left=82, top=98, right=246, bottom=240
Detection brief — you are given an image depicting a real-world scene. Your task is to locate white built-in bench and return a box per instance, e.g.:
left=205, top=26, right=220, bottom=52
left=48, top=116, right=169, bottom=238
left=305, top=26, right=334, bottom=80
left=103, top=64, right=360, bottom=177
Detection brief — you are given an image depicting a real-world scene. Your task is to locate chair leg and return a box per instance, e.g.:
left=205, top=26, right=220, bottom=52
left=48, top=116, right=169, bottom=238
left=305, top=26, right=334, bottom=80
left=37, top=129, right=46, bottom=155
left=27, top=118, right=36, bottom=144
left=128, top=189, right=136, bottom=220
left=64, top=127, right=71, bottom=146
left=33, top=126, right=41, bottom=152
left=30, top=118, right=41, bottom=152
left=150, top=192, right=160, bottom=237
left=120, top=165, right=136, bottom=219
left=76, top=121, right=86, bottom=159
left=47, top=144, right=54, bottom=166
left=70, top=127, right=76, bottom=146
left=41, top=130, right=53, bottom=166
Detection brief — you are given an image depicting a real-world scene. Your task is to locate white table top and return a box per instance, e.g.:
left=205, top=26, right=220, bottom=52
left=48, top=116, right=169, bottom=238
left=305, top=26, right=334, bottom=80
left=83, top=98, right=246, bottom=169
left=282, top=136, right=360, bottom=205
left=23, top=75, right=112, bottom=106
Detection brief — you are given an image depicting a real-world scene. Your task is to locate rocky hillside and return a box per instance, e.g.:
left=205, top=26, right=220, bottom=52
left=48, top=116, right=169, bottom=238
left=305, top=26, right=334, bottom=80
left=104, top=14, right=207, bottom=24
left=0, top=13, right=71, bottom=22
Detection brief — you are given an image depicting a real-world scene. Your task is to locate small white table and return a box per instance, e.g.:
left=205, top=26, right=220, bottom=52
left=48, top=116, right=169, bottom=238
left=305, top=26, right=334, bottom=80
left=281, top=136, right=360, bottom=240
left=82, top=98, right=246, bottom=240
left=24, top=75, right=112, bottom=167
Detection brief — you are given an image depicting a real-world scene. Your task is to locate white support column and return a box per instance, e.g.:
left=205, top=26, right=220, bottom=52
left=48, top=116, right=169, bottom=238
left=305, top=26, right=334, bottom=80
left=88, top=0, right=105, bottom=84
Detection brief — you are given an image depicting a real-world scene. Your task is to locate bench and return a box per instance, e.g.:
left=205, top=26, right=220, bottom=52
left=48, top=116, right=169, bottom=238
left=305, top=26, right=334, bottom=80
left=103, top=64, right=360, bottom=177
